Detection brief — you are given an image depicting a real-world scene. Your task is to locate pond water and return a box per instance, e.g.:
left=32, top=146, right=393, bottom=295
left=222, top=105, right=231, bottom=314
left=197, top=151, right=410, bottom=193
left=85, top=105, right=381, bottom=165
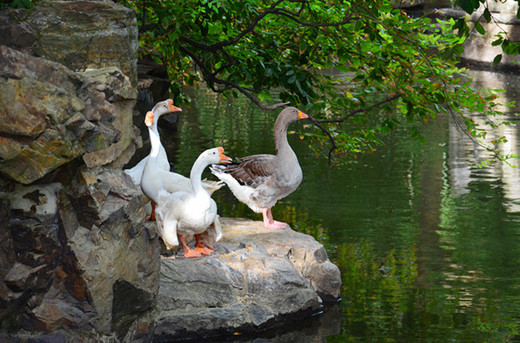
left=149, top=68, right=520, bottom=342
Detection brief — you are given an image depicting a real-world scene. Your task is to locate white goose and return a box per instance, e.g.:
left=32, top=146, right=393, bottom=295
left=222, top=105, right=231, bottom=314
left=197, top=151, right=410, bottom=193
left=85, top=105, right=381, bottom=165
left=132, top=105, right=223, bottom=220
left=210, top=107, right=308, bottom=229
left=155, top=147, right=232, bottom=257
left=124, top=99, right=178, bottom=185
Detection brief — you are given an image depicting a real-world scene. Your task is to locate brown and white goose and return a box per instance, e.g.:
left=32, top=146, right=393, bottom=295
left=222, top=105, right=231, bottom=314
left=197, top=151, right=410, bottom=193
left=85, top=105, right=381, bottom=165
left=210, top=107, right=308, bottom=229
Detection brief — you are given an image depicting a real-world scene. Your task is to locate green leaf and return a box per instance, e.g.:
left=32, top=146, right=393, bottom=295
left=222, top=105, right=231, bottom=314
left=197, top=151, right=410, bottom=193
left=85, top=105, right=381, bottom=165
left=474, top=22, right=486, bottom=35
left=493, top=54, right=502, bottom=65
left=491, top=38, right=503, bottom=46
left=458, top=0, right=480, bottom=14
left=483, top=8, right=491, bottom=22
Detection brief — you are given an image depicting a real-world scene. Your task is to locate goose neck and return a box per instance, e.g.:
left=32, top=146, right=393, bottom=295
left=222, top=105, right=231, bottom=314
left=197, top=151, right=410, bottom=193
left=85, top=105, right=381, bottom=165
left=189, top=157, right=207, bottom=195
left=148, top=125, right=161, bottom=158
left=274, top=119, right=292, bottom=156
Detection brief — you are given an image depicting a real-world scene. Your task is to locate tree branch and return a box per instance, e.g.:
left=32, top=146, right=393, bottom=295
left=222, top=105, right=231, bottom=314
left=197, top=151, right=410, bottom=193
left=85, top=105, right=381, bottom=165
left=179, top=0, right=354, bottom=52
left=180, top=0, right=286, bottom=51
left=307, top=94, right=402, bottom=165
left=307, top=115, right=338, bottom=165
left=178, top=41, right=290, bottom=110
left=315, top=94, right=401, bottom=123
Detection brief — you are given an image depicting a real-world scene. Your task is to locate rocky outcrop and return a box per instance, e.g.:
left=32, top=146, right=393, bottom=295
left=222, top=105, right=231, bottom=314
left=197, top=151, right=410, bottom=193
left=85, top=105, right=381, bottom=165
left=1, top=167, right=161, bottom=341
left=154, top=218, right=341, bottom=342
left=0, top=0, right=138, bottom=85
left=0, top=46, right=138, bottom=184
left=0, top=1, right=158, bottom=341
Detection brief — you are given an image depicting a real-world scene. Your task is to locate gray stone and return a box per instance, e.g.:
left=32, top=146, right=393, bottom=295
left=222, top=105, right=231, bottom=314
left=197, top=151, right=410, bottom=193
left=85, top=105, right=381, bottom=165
left=0, top=0, right=138, bottom=85
left=0, top=46, right=138, bottom=184
left=0, top=167, right=161, bottom=339
left=154, top=218, right=341, bottom=341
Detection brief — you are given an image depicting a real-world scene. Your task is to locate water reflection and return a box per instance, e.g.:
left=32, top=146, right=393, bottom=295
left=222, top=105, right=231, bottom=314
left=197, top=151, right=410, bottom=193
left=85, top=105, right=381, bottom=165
left=449, top=70, right=520, bottom=213
left=146, top=69, right=520, bottom=341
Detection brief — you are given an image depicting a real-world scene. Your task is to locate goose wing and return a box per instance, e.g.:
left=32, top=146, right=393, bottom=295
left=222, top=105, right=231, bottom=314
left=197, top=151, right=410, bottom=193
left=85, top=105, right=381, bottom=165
left=223, top=154, right=276, bottom=188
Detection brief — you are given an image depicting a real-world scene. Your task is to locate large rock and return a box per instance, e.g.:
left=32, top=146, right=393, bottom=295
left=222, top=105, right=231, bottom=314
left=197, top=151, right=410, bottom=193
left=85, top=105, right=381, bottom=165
left=0, top=167, right=161, bottom=341
left=154, top=218, right=341, bottom=342
left=0, top=46, right=137, bottom=184
left=0, top=0, right=138, bottom=85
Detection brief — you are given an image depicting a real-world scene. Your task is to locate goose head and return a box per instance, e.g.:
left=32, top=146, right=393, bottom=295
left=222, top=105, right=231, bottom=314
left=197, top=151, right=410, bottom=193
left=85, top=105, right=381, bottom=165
left=144, top=111, right=155, bottom=127
left=201, top=147, right=232, bottom=165
left=279, top=107, right=308, bottom=124
left=151, top=99, right=182, bottom=119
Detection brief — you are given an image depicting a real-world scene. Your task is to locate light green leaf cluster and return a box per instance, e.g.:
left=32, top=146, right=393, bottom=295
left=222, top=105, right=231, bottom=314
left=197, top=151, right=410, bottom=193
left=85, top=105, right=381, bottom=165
left=121, top=0, right=514, bottom=165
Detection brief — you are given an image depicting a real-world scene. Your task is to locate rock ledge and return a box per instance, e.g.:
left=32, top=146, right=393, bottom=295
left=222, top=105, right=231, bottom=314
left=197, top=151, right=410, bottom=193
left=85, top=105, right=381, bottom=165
left=153, top=217, right=341, bottom=342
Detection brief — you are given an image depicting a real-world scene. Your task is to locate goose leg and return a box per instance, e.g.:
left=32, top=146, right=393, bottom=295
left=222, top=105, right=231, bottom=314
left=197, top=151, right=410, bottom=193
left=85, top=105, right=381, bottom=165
left=195, top=234, right=215, bottom=255
left=261, top=208, right=287, bottom=229
left=178, top=235, right=201, bottom=258
left=146, top=201, right=157, bottom=221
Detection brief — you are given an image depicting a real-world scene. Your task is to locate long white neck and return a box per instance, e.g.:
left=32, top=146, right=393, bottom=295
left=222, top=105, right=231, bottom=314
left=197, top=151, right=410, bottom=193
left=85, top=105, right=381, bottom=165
left=148, top=124, right=161, bottom=159
left=189, top=156, right=209, bottom=196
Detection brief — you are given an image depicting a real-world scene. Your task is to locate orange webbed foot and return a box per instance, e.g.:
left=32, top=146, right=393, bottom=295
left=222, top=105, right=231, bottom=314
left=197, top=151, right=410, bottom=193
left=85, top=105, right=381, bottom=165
left=183, top=248, right=202, bottom=258
left=195, top=245, right=212, bottom=255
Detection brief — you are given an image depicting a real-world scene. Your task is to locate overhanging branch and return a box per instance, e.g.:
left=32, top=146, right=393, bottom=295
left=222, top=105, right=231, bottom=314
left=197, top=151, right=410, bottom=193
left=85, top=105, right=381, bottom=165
left=315, top=95, right=401, bottom=124
left=308, top=94, right=402, bottom=165
left=178, top=41, right=290, bottom=110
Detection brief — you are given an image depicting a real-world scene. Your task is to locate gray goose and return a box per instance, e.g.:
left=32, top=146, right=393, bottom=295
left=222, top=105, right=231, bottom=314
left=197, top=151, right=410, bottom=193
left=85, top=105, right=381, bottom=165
left=210, top=107, right=308, bottom=229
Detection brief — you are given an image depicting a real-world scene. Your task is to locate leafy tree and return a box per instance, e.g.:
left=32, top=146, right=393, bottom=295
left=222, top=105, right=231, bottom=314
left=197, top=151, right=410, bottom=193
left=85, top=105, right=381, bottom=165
left=108, top=1, right=520, bottom=165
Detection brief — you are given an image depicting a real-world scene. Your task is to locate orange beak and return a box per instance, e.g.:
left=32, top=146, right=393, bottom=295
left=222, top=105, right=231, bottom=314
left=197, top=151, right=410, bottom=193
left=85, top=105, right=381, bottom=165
left=167, top=99, right=182, bottom=113
left=144, top=111, right=154, bottom=126
left=298, top=110, right=309, bottom=119
left=217, top=147, right=232, bottom=164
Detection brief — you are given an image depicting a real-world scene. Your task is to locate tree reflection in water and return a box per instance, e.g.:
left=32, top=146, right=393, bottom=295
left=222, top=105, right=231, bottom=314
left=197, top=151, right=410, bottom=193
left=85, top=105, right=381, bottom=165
left=162, top=71, right=520, bottom=341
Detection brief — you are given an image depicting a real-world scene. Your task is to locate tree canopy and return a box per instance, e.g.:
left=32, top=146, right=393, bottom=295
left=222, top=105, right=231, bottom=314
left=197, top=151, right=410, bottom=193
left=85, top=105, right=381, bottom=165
left=7, top=0, right=516, bottom=166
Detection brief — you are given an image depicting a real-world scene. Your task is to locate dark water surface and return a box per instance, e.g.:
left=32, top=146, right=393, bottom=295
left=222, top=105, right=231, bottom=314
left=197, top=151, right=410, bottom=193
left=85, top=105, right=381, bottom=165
left=155, top=69, right=520, bottom=342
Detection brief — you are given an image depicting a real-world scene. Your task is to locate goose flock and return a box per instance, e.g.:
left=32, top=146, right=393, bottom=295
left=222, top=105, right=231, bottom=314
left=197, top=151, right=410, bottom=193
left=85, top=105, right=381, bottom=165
left=125, top=99, right=309, bottom=257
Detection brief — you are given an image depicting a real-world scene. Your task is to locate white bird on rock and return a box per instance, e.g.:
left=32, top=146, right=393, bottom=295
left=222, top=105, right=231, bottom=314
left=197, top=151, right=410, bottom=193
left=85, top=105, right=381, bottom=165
left=155, top=147, right=232, bottom=257
left=132, top=105, right=223, bottom=221
left=124, top=99, right=179, bottom=185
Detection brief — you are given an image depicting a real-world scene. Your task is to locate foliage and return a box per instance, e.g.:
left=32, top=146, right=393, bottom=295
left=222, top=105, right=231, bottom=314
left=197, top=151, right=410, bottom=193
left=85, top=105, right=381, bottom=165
left=455, top=0, right=520, bottom=65
left=0, top=0, right=36, bottom=9
left=118, top=1, right=517, bottom=165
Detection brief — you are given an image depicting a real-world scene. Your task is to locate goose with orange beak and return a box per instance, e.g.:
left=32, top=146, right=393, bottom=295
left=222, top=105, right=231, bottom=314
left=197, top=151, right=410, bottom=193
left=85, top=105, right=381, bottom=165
left=155, top=147, right=232, bottom=257
left=211, top=107, right=309, bottom=230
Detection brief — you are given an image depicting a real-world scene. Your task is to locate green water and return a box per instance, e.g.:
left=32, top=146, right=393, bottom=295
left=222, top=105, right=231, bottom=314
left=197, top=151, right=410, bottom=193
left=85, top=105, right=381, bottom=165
left=153, top=70, right=520, bottom=342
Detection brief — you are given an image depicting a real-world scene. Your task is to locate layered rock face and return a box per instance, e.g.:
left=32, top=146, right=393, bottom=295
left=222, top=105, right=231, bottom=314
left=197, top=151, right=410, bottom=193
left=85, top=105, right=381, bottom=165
left=0, top=0, right=138, bottom=85
left=0, top=46, right=138, bottom=184
left=0, top=1, right=159, bottom=341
